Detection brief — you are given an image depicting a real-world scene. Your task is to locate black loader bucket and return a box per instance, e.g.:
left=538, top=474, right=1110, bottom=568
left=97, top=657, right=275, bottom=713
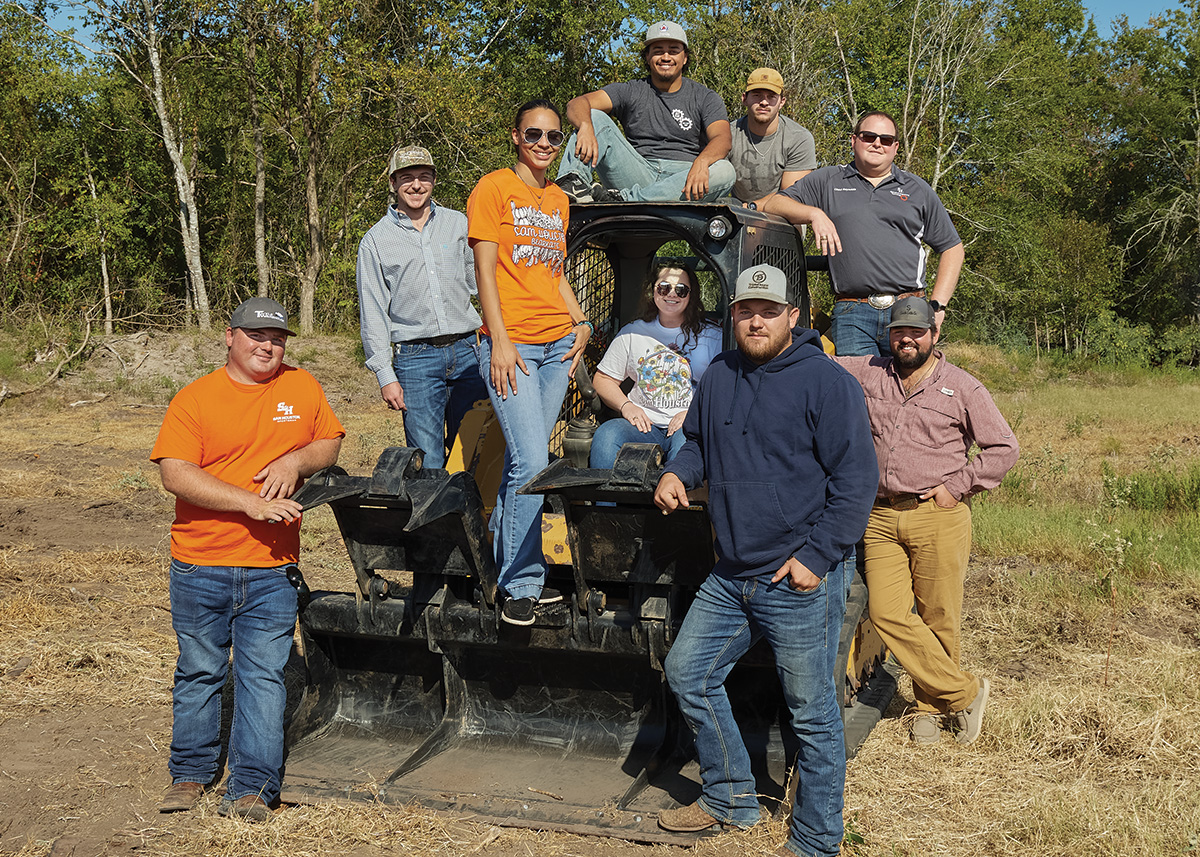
left=283, top=445, right=895, bottom=841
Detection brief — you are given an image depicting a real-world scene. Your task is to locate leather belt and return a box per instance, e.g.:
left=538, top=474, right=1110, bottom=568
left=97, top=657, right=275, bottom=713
left=836, top=290, right=924, bottom=310
left=402, top=332, right=473, bottom=348
left=875, top=492, right=927, bottom=511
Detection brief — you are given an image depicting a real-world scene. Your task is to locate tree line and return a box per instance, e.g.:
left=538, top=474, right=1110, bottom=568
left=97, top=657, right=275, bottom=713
left=2, top=0, right=1199, bottom=363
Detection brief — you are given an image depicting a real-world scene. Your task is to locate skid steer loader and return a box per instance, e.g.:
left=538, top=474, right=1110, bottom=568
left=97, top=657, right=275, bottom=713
left=281, top=202, right=897, bottom=843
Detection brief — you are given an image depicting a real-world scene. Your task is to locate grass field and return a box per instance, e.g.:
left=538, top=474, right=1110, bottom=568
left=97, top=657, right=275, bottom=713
left=0, top=330, right=1197, bottom=857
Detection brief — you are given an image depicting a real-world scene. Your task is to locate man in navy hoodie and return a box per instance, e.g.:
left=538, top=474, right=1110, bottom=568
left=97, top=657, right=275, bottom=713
left=654, top=264, right=877, bottom=857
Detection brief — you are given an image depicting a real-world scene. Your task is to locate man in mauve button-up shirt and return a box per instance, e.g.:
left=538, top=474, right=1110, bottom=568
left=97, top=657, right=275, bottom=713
left=356, top=146, right=486, bottom=469
left=837, top=296, right=1018, bottom=747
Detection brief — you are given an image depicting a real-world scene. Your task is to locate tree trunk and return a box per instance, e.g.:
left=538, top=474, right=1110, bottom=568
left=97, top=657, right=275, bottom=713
left=141, top=0, right=210, bottom=328
left=246, top=34, right=271, bottom=298
left=82, top=144, right=113, bottom=335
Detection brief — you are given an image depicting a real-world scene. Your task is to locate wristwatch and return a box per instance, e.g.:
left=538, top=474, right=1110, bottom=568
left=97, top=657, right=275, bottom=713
left=929, top=299, right=945, bottom=313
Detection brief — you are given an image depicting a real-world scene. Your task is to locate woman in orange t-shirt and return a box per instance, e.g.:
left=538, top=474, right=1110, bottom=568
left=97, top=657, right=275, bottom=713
left=467, top=98, right=590, bottom=627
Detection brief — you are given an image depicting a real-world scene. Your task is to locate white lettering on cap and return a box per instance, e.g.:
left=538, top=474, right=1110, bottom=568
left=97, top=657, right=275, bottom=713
left=255, top=310, right=285, bottom=322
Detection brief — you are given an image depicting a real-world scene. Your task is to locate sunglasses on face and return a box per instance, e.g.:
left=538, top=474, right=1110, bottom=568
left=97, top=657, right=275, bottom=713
left=521, top=127, right=565, bottom=147
left=655, top=281, right=691, bottom=298
left=856, top=130, right=898, bottom=146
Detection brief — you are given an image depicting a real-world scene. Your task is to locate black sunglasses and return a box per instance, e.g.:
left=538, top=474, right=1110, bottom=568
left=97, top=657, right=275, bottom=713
left=522, top=127, right=565, bottom=147
left=655, top=281, right=691, bottom=298
left=856, top=130, right=898, bottom=146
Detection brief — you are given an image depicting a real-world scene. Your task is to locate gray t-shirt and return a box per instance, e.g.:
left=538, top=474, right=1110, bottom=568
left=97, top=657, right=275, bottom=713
left=783, top=163, right=961, bottom=296
left=731, top=115, right=817, bottom=201
left=602, top=77, right=729, bottom=162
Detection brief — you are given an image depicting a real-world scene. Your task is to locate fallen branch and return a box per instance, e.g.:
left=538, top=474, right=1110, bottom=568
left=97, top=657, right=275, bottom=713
left=0, top=315, right=93, bottom=405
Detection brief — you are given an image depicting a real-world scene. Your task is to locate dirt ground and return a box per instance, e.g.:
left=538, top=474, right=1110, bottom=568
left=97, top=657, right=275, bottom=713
left=1, top=331, right=1197, bottom=857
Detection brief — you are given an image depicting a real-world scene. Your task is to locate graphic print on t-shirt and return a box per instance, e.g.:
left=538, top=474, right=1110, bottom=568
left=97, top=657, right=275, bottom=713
left=509, top=201, right=564, bottom=274
left=635, top=346, right=693, bottom=411
left=671, top=108, right=694, bottom=131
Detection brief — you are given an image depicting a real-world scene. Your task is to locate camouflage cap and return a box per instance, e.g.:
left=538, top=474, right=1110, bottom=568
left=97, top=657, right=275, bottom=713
left=388, top=146, right=435, bottom=176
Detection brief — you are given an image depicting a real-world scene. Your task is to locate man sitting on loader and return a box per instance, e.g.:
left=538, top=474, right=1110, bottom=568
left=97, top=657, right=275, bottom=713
left=653, top=265, right=877, bottom=856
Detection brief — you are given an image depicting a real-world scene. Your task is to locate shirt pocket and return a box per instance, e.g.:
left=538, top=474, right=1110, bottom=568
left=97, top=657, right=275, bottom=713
left=910, top=397, right=962, bottom=449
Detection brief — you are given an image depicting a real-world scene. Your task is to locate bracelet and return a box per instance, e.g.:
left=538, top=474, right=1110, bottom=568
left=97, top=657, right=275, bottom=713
left=574, top=319, right=595, bottom=336
left=620, top=401, right=634, bottom=414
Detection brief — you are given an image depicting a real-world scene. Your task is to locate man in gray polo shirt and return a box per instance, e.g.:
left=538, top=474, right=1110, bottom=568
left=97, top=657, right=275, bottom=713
left=730, top=67, right=817, bottom=207
left=555, top=21, right=735, bottom=203
left=356, top=145, right=487, bottom=469
left=765, top=110, right=964, bottom=356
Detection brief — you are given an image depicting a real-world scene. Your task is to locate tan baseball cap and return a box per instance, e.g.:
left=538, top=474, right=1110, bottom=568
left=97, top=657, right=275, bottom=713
left=388, top=145, right=435, bottom=176
left=731, top=264, right=789, bottom=305
left=745, top=68, right=784, bottom=95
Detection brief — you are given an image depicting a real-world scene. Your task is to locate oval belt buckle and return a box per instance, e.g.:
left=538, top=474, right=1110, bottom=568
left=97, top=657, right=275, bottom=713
left=867, top=294, right=896, bottom=310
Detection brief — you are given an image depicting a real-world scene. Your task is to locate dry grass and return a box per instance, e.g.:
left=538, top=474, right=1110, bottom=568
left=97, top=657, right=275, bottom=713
left=2, top=336, right=1199, bottom=857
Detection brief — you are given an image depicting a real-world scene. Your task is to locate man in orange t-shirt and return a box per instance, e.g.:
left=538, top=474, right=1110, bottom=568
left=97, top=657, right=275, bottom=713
left=150, top=297, right=344, bottom=821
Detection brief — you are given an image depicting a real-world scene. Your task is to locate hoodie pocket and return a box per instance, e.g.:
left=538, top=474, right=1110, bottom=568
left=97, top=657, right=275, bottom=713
left=709, top=482, right=795, bottom=567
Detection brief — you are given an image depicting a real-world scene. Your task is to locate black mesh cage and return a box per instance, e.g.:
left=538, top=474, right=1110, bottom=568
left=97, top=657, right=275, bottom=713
left=553, top=245, right=617, bottom=453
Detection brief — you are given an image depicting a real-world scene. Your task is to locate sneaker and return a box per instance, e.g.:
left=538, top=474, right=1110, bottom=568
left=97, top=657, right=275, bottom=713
left=556, top=174, right=595, bottom=203
left=589, top=182, right=624, bottom=203
left=953, top=677, right=990, bottom=745
left=657, top=801, right=721, bottom=833
left=218, top=794, right=272, bottom=822
left=501, top=596, right=536, bottom=626
left=537, top=587, right=564, bottom=604
left=159, top=781, right=204, bottom=813
left=910, top=713, right=940, bottom=744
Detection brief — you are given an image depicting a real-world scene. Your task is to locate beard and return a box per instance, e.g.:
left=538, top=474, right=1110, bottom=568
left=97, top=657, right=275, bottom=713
left=892, top=337, right=934, bottom=371
left=737, top=324, right=792, bottom=364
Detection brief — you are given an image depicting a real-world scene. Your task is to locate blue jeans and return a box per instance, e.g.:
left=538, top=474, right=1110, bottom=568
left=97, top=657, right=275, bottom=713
left=168, top=558, right=298, bottom=804
left=829, top=300, right=891, bottom=357
left=474, top=334, right=573, bottom=599
left=557, top=110, right=735, bottom=203
left=664, top=561, right=848, bottom=857
left=588, top=417, right=686, bottom=469
left=394, top=336, right=487, bottom=470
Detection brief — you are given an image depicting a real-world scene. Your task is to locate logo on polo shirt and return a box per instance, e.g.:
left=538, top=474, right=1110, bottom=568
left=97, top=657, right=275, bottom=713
left=274, top=401, right=300, bottom=423
left=889, top=190, right=910, bottom=201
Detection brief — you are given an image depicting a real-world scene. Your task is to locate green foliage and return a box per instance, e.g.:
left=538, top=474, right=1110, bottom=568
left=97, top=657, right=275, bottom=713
left=1103, top=460, right=1200, bottom=512
left=0, top=0, right=1195, bottom=348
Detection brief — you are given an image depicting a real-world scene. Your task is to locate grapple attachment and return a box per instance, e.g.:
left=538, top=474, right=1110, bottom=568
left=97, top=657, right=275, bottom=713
left=283, top=445, right=895, bottom=840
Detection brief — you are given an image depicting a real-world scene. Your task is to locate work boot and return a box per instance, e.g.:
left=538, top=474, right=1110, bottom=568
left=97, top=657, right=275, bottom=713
left=657, top=802, right=721, bottom=833
left=910, top=713, right=940, bottom=744
left=953, top=677, right=991, bottom=745
left=159, top=781, right=204, bottom=813
left=218, top=795, right=272, bottom=822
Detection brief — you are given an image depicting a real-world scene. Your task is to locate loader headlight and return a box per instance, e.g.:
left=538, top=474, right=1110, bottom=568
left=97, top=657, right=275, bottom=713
left=707, top=215, right=732, bottom=241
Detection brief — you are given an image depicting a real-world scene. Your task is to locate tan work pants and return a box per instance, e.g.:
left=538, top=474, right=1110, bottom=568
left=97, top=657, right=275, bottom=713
left=863, top=500, right=979, bottom=715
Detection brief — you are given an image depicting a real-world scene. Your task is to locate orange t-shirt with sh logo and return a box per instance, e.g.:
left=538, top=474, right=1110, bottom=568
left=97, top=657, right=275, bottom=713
left=150, top=364, right=345, bottom=567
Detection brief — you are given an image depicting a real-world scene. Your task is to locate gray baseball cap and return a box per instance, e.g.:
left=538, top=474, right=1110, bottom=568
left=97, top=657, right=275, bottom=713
left=731, top=264, right=788, bottom=305
left=229, top=297, right=297, bottom=337
left=887, top=296, right=935, bottom=330
left=645, top=20, right=688, bottom=47
left=388, top=145, right=435, bottom=176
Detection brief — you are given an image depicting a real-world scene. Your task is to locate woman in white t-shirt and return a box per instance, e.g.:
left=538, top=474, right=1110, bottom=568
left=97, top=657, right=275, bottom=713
left=589, top=262, right=722, bottom=469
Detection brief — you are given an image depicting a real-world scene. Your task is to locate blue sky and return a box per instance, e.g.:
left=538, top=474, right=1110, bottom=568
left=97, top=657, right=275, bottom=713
left=1085, top=0, right=1173, bottom=33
